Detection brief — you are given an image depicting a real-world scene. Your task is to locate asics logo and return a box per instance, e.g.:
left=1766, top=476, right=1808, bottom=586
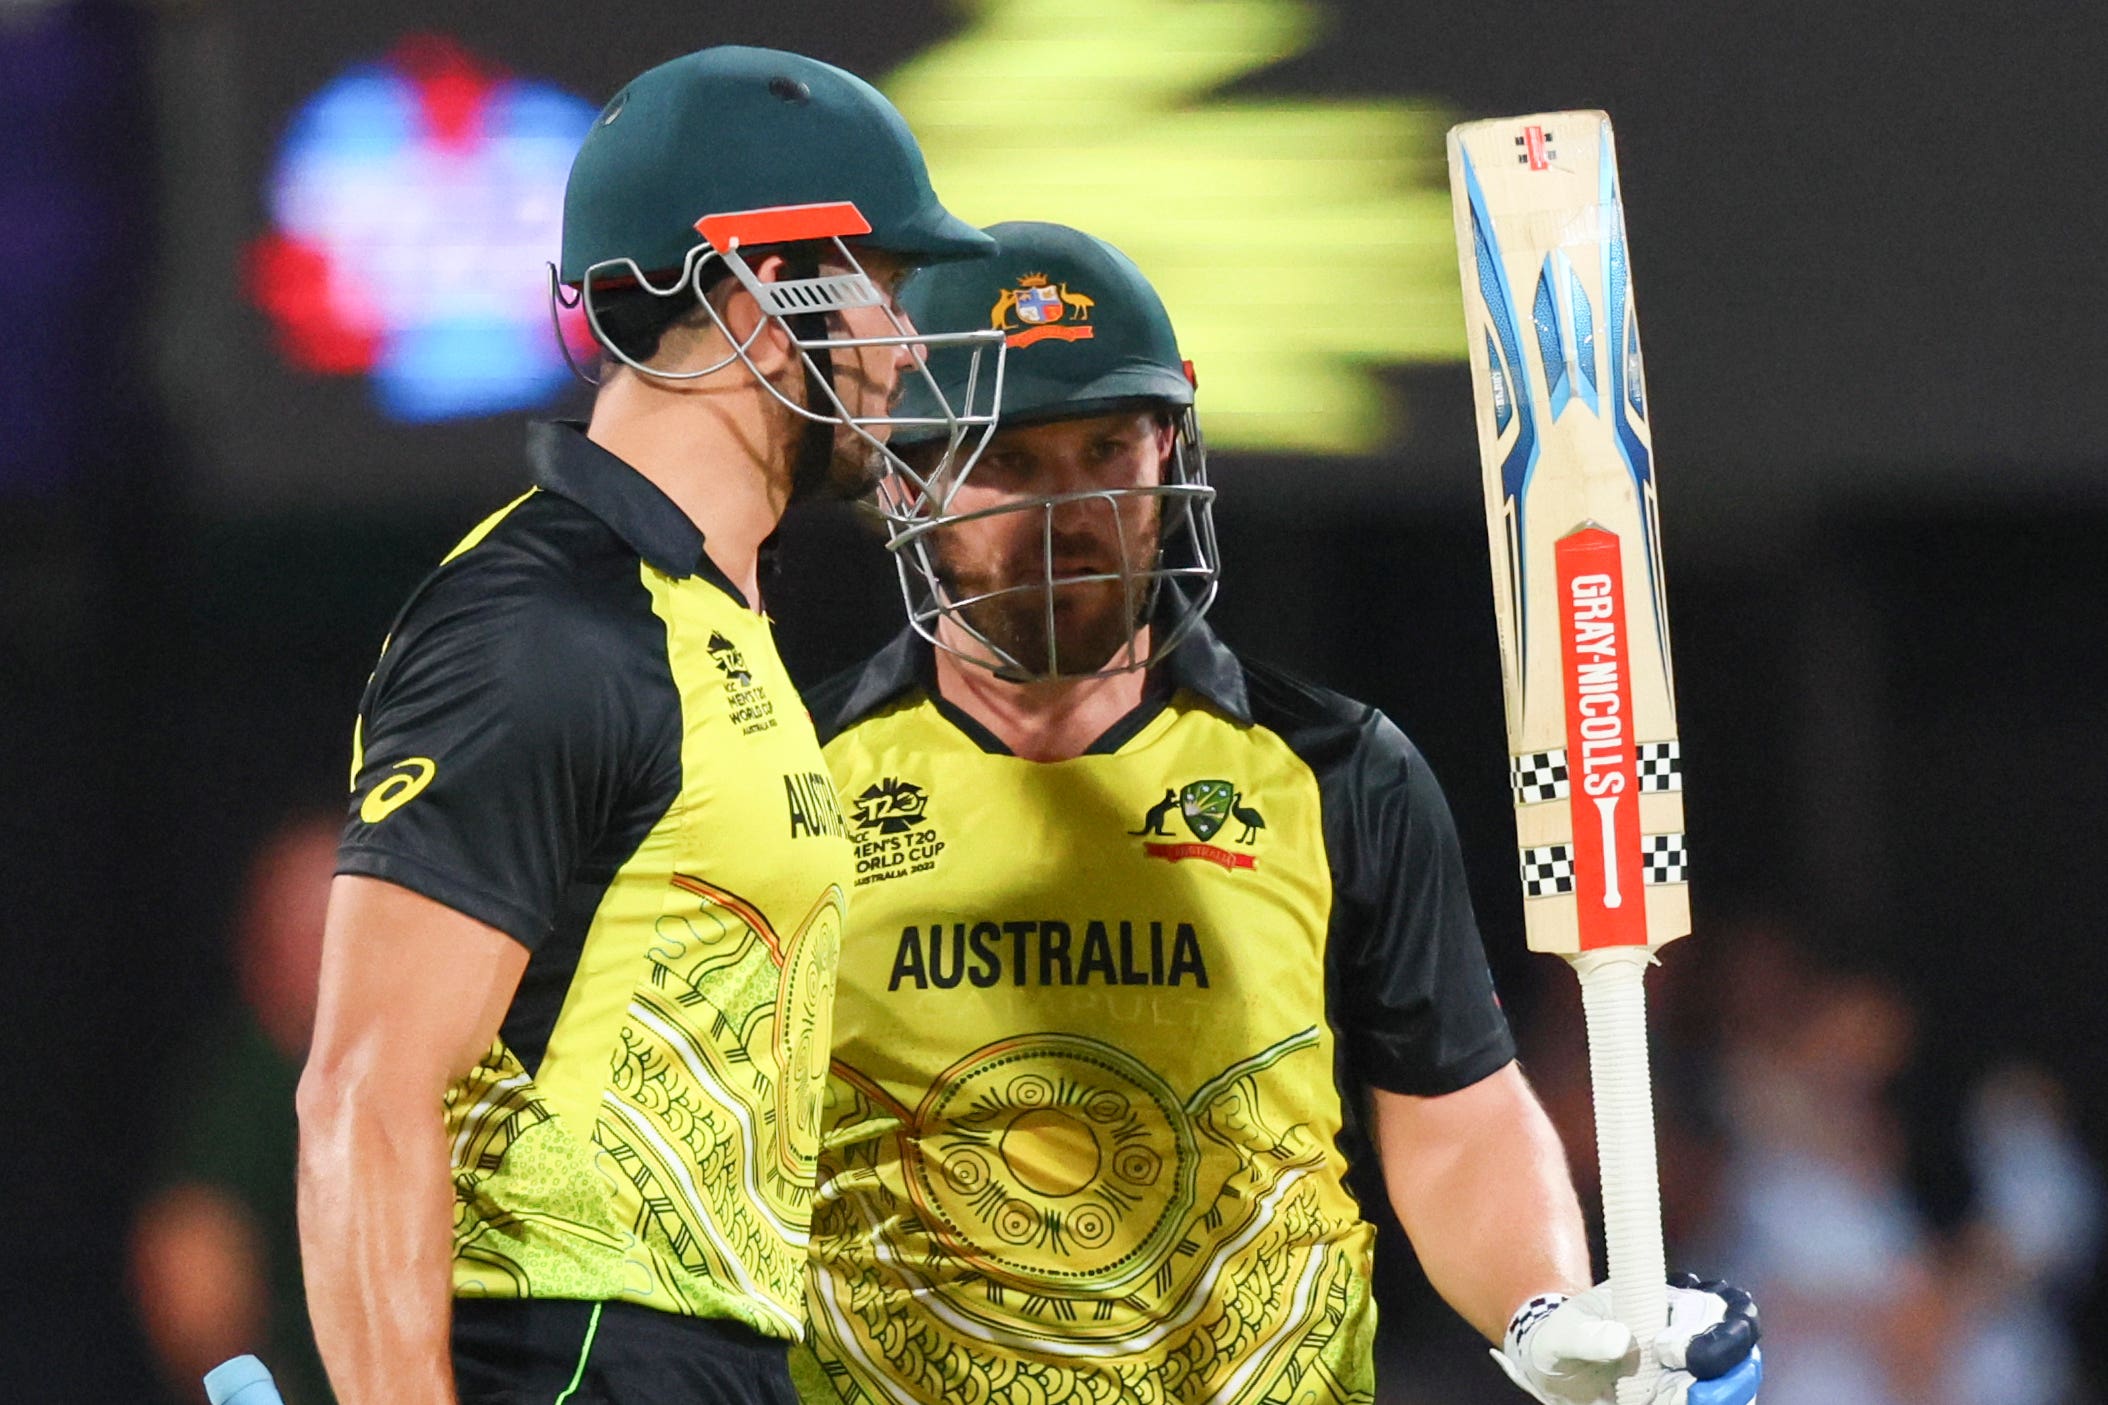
left=360, top=757, right=437, bottom=823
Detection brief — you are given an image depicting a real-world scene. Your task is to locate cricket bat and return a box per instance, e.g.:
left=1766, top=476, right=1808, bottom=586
left=1446, top=112, right=1687, bottom=1403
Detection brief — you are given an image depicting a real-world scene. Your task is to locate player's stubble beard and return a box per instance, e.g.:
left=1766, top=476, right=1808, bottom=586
left=782, top=330, right=901, bottom=501
left=933, top=498, right=1161, bottom=677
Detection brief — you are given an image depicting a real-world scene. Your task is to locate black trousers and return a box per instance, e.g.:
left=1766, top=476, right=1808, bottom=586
left=452, top=1299, right=798, bottom=1405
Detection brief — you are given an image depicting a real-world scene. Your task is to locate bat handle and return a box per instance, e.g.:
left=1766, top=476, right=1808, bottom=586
left=1571, top=946, right=1667, bottom=1405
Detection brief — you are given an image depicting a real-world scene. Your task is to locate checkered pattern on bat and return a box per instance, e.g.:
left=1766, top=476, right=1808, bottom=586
left=1642, top=832, right=1687, bottom=884
left=1520, top=844, right=1575, bottom=898
left=1510, top=748, right=1569, bottom=805
left=1637, top=740, right=1682, bottom=793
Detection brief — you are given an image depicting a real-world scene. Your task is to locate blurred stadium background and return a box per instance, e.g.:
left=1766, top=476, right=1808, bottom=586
left=5, top=0, right=2107, bottom=1400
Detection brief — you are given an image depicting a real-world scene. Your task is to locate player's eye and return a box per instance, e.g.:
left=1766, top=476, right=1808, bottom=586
left=864, top=257, right=912, bottom=301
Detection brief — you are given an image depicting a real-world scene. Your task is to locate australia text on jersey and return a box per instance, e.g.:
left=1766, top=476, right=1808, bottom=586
left=887, top=917, right=1210, bottom=991
left=784, top=770, right=849, bottom=840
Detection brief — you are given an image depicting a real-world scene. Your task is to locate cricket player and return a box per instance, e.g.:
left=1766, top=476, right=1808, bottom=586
left=296, top=47, right=1000, bottom=1405
left=791, top=223, right=1760, bottom=1405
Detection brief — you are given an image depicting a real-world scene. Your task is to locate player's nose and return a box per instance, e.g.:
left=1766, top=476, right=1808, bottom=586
left=1045, top=469, right=1121, bottom=528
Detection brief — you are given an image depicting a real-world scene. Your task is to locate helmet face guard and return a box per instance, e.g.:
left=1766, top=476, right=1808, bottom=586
left=549, top=202, right=1006, bottom=500
left=876, top=402, right=1220, bottom=682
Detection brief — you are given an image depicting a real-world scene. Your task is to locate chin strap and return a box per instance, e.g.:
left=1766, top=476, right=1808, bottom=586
left=780, top=253, right=838, bottom=505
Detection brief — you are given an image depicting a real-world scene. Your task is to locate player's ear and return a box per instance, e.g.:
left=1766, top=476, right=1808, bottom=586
left=715, top=252, right=796, bottom=373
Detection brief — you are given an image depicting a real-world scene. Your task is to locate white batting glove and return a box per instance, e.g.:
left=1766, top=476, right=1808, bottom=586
left=1493, top=1275, right=1762, bottom=1405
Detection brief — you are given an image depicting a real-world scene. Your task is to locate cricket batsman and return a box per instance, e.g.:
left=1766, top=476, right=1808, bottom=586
left=297, top=47, right=1000, bottom=1405
left=790, top=223, right=1761, bottom=1405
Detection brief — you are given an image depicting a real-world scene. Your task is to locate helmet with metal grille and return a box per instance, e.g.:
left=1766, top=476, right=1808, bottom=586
left=879, top=221, right=1219, bottom=680
left=550, top=46, right=1005, bottom=496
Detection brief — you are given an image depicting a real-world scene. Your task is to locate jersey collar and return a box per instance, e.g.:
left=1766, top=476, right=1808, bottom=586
left=525, top=420, right=744, bottom=600
left=1162, top=618, right=1251, bottom=723
left=832, top=616, right=1252, bottom=736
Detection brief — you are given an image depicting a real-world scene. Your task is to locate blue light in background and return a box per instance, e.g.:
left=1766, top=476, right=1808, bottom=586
left=251, top=37, right=598, bottom=424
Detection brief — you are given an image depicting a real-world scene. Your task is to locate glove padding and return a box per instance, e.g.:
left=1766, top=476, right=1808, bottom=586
left=1493, top=1274, right=1762, bottom=1405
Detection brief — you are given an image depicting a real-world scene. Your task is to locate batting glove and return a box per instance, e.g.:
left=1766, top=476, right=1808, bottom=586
left=1493, top=1274, right=1762, bottom=1405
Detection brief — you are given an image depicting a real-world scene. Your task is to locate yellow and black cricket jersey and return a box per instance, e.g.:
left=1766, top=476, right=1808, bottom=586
left=338, top=421, right=851, bottom=1343
left=791, top=627, right=1515, bottom=1405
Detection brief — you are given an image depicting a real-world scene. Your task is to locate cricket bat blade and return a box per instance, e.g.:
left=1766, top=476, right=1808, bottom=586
left=1448, top=110, right=1685, bottom=1405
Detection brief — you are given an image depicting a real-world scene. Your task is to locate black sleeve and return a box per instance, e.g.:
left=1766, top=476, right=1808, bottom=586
left=1327, top=712, right=1516, bottom=1096
left=337, top=561, right=641, bottom=949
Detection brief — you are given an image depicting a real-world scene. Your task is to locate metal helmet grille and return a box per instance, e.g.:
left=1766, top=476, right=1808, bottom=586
left=547, top=236, right=1006, bottom=495
left=879, top=410, right=1221, bottom=681
left=748, top=271, right=883, bottom=317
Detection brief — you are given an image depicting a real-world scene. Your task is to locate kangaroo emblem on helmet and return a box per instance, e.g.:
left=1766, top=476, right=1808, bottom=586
left=989, top=273, right=1097, bottom=348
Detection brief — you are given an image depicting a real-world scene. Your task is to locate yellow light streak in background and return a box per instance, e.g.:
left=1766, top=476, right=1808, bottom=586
left=885, top=0, right=1466, bottom=456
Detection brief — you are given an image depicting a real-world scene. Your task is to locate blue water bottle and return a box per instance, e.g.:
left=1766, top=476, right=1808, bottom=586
left=204, top=1355, right=287, bottom=1405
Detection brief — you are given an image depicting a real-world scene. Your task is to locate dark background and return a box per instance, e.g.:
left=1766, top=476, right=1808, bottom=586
left=6, top=0, right=2106, bottom=1399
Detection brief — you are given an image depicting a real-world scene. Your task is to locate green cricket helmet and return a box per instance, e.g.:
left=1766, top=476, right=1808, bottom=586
left=891, top=221, right=1194, bottom=434
left=559, top=46, right=990, bottom=283
left=552, top=46, right=1003, bottom=497
left=879, top=221, right=1219, bottom=681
